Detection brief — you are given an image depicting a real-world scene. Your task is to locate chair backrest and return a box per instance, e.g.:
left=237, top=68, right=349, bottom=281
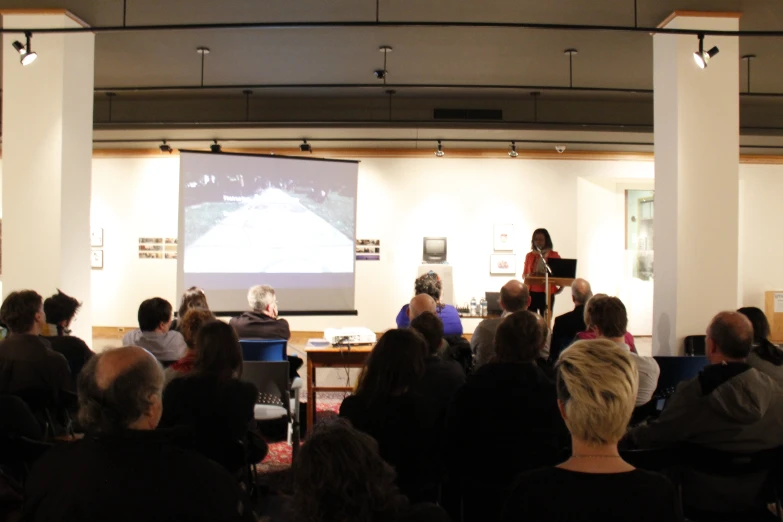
left=684, top=335, right=706, bottom=356
left=240, top=361, right=291, bottom=413
left=239, top=339, right=287, bottom=361
left=653, top=356, right=709, bottom=400
left=681, top=444, right=783, bottom=477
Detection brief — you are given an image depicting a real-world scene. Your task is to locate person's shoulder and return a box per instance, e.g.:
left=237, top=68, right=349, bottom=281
left=400, top=503, right=450, bottom=522
left=626, top=468, right=677, bottom=488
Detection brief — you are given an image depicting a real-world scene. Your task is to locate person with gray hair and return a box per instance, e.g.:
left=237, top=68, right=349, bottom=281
left=23, top=346, right=255, bottom=522
left=550, top=278, right=593, bottom=364
left=230, top=284, right=302, bottom=379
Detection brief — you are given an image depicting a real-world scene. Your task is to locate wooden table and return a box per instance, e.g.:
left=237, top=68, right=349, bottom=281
left=305, top=345, right=373, bottom=434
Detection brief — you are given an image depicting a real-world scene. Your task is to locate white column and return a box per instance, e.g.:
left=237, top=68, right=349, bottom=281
left=652, top=13, right=740, bottom=355
left=2, top=12, right=95, bottom=345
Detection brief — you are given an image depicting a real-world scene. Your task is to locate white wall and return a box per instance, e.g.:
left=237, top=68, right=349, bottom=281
left=2, top=155, right=781, bottom=337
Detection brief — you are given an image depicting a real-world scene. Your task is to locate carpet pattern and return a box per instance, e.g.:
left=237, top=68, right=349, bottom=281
left=256, top=392, right=348, bottom=473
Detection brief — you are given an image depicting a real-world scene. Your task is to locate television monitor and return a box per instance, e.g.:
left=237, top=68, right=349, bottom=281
left=423, top=237, right=447, bottom=263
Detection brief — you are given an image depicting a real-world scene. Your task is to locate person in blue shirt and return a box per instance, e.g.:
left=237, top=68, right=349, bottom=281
left=396, top=272, right=463, bottom=336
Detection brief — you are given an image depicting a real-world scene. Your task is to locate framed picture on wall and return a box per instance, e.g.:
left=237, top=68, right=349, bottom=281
left=91, top=249, right=103, bottom=269
left=490, top=254, right=516, bottom=275
left=493, top=224, right=514, bottom=251
left=90, top=228, right=103, bottom=247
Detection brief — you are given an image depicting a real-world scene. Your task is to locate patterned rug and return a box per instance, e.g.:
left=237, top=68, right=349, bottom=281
left=256, top=392, right=347, bottom=474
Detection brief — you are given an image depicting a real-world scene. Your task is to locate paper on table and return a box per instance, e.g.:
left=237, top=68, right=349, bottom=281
left=775, top=293, right=783, bottom=313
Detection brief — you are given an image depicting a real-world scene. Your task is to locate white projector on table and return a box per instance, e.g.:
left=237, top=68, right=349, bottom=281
left=324, top=327, right=376, bottom=345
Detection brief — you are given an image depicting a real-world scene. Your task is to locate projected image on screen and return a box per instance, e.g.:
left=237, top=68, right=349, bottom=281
left=179, top=151, right=358, bottom=313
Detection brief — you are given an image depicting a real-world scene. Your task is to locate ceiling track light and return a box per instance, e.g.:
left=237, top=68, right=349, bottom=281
left=693, top=34, right=719, bottom=69
left=159, top=140, right=172, bottom=153
left=300, top=139, right=312, bottom=153
left=210, top=140, right=222, bottom=153
left=508, top=141, right=519, bottom=158
left=375, top=45, right=393, bottom=81
left=12, top=32, right=38, bottom=66
left=435, top=140, right=445, bottom=157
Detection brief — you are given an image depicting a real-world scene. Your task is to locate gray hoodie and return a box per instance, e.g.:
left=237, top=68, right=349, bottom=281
left=122, top=330, right=187, bottom=363
left=628, top=362, right=783, bottom=452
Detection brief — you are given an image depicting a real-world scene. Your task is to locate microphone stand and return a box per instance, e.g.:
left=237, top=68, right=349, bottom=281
left=537, top=247, right=553, bottom=325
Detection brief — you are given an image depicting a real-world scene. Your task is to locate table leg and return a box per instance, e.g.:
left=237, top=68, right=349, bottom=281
left=306, top=357, right=315, bottom=435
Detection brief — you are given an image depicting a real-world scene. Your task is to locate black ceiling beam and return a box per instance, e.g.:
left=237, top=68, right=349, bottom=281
left=88, top=83, right=783, bottom=98
left=5, top=20, right=783, bottom=37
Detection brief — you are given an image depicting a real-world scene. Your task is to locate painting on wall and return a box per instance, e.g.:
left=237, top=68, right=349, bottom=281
left=490, top=254, right=516, bottom=275
left=90, top=228, right=103, bottom=247
left=493, top=224, right=514, bottom=251
left=91, top=249, right=104, bottom=269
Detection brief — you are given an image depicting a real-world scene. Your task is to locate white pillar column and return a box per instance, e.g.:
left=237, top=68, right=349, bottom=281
left=2, top=12, right=95, bottom=345
left=652, top=12, right=740, bottom=355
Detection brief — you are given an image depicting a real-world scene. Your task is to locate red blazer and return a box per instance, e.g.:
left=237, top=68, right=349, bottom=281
left=523, top=250, right=561, bottom=293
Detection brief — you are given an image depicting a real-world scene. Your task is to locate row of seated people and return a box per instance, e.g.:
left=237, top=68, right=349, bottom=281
left=4, top=277, right=783, bottom=521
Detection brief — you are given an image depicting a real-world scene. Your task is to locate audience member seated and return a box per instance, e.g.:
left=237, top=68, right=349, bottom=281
left=626, top=311, right=783, bottom=513
left=447, top=310, right=570, bottom=522
left=340, top=329, right=442, bottom=503
left=41, top=290, right=93, bottom=378
left=738, top=306, right=783, bottom=382
left=290, top=419, right=449, bottom=522
left=122, top=297, right=186, bottom=364
left=504, top=339, right=682, bottom=522
left=549, top=278, right=592, bottom=364
left=577, top=293, right=637, bottom=352
left=410, top=312, right=465, bottom=405
left=587, top=296, right=659, bottom=407
left=170, top=286, right=209, bottom=332
left=0, top=291, right=72, bottom=413
left=409, top=293, right=473, bottom=374
left=230, top=284, right=302, bottom=380
left=164, top=308, right=215, bottom=385
left=23, top=346, right=254, bottom=522
left=471, top=280, right=530, bottom=368
left=396, top=272, right=463, bottom=336
left=159, top=320, right=266, bottom=473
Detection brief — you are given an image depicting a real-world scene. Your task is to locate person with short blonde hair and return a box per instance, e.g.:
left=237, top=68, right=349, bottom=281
left=503, top=339, right=682, bottom=522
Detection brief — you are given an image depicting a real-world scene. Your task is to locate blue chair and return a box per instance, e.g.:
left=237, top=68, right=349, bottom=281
left=653, top=356, right=709, bottom=403
left=239, top=339, right=287, bottom=362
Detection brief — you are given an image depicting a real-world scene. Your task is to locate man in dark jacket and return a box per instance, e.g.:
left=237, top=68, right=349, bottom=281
left=0, top=291, right=72, bottom=402
left=230, top=284, right=301, bottom=378
left=549, top=278, right=592, bottom=364
left=410, top=311, right=465, bottom=406
left=23, top=346, right=254, bottom=522
left=626, top=311, right=783, bottom=512
left=447, top=311, right=569, bottom=522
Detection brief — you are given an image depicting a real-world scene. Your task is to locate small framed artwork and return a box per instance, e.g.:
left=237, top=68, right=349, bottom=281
left=493, top=224, right=514, bottom=251
left=490, top=254, right=516, bottom=275
left=90, top=228, right=103, bottom=247
left=91, top=249, right=104, bottom=269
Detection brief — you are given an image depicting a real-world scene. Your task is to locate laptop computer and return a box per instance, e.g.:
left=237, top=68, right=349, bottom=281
left=485, top=292, right=502, bottom=314
left=546, top=258, right=577, bottom=278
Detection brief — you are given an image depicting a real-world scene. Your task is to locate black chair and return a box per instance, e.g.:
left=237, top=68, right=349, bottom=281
left=684, top=335, right=707, bottom=356
left=679, top=444, right=783, bottom=521
left=240, top=361, right=300, bottom=462
left=0, top=395, right=52, bottom=486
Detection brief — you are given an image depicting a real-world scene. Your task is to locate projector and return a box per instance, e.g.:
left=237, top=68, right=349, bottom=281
left=324, top=327, right=376, bottom=346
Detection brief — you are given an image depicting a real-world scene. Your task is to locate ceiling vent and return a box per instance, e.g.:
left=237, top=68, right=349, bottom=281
left=433, top=108, right=503, bottom=121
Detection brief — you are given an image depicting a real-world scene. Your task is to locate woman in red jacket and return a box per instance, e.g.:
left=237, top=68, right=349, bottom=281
left=523, top=228, right=561, bottom=316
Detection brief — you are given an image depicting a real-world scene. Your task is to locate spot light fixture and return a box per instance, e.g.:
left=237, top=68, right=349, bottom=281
left=508, top=141, right=519, bottom=158
left=210, top=140, right=222, bottom=153
left=693, top=34, right=719, bottom=69
left=435, top=140, right=445, bottom=157
left=12, top=32, right=37, bottom=66
left=159, top=140, right=172, bottom=154
left=300, top=140, right=312, bottom=153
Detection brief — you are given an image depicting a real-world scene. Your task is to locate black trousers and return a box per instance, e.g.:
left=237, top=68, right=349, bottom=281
left=529, top=291, right=555, bottom=316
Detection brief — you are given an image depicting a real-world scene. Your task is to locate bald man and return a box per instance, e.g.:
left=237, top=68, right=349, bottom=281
left=550, top=278, right=593, bottom=364
left=23, top=347, right=254, bottom=522
left=627, top=310, right=783, bottom=457
left=471, top=280, right=531, bottom=368
left=408, top=293, right=437, bottom=321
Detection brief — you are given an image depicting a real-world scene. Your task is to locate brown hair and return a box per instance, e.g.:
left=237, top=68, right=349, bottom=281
left=178, top=287, right=209, bottom=321
left=179, top=308, right=215, bottom=349
left=587, top=296, right=627, bottom=339
left=0, top=290, right=43, bottom=334
left=193, top=320, right=243, bottom=379
left=355, top=329, right=427, bottom=407
left=494, top=311, right=544, bottom=363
